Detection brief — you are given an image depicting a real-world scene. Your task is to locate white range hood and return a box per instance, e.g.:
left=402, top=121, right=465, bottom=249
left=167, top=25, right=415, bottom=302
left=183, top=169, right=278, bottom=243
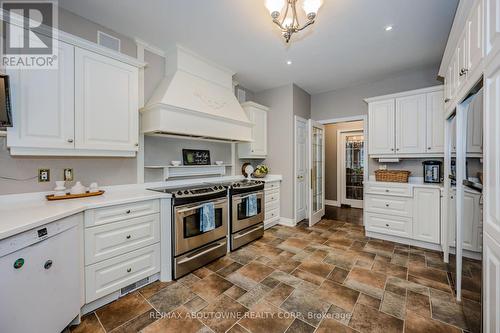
left=141, top=45, right=253, bottom=142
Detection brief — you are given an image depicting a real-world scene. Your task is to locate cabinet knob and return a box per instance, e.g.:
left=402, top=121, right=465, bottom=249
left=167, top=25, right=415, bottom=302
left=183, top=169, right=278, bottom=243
left=459, top=68, right=468, bottom=76
left=427, top=147, right=431, bottom=150
left=67, top=139, right=74, bottom=143
left=126, top=235, right=131, bottom=239
left=445, top=98, right=450, bottom=103
left=135, top=143, right=139, bottom=147
left=385, top=189, right=390, bottom=193
left=385, top=224, right=389, bottom=227
left=391, top=148, right=394, bottom=151
left=396, top=148, right=400, bottom=151
left=126, top=209, right=131, bottom=214
left=44, top=260, right=53, bottom=270
left=385, top=204, right=389, bottom=207
left=127, top=268, right=132, bottom=273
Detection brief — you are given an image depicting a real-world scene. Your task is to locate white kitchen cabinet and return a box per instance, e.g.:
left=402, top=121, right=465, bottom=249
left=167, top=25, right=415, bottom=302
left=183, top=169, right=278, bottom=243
left=368, top=100, right=395, bottom=155
left=485, top=0, right=500, bottom=62
left=75, top=48, right=139, bottom=152
left=413, top=188, right=440, bottom=244
left=448, top=189, right=482, bottom=252
left=457, top=31, right=469, bottom=91
left=238, top=102, right=268, bottom=158
left=395, top=94, right=427, bottom=154
left=264, top=180, right=281, bottom=228
left=467, top=96, right=483, bottom=153
left=467, top=0, right=483, bottom=79
left=426, top=91, right=445, bottom=153
left=7, top=41, right=75, bottom=150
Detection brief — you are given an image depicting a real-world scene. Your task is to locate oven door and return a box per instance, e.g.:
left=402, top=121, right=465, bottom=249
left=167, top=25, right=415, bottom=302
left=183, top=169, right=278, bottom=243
left=174, top=198, right=228, bottom=256
left=231, top=191, right=264, bottom=233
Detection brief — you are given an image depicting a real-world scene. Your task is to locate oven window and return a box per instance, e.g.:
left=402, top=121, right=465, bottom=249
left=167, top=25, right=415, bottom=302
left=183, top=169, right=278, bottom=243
left=183, top=208, right=223, bottom=238
left=237, top=197, right=262, bottom=220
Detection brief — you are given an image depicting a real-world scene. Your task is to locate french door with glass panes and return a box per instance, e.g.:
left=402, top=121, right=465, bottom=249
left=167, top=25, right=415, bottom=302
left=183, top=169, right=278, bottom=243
left=340, top=131, right=364, bottom=208
left=308, top=120, right=325, bottom=226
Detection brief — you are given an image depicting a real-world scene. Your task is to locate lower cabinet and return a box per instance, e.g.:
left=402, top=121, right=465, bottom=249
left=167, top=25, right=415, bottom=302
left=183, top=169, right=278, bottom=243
left=365, top=183, right=441, bottom=246
left=448, top=189, right=482, bottom=252
left=413, top=188, right=440, bottom=244
left=84, top=200, right=161, bottom=303
left=264, top=181, right=281, bottom=227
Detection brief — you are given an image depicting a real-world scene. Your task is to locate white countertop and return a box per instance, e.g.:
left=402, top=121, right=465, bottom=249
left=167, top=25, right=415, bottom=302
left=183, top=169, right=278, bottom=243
left=0, top=174, right=283, bottom=241
left=366, top=176, right=444, bottom=190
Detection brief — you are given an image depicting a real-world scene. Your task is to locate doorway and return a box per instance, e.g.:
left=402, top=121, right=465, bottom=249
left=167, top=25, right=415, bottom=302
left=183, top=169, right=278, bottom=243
left=339, top=130, right=364, bottom=208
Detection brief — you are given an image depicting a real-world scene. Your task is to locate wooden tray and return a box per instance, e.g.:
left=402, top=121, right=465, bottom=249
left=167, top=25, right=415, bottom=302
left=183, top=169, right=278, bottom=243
left=46, top=190, right=105, bottom=201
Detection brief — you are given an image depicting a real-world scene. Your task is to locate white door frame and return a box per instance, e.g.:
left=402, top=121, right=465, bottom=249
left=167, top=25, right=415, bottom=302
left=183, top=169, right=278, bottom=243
left=318, top=115, right=369, bottom=207
left=294, top=115, right=309, bottom=223
left=338, top=129, right=364, bottom=208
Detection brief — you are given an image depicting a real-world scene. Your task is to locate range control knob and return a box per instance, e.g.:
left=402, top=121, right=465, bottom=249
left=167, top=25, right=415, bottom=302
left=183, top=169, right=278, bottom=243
left=177, top=191, right=183, bottom=195
left=214, top=186, right=219, bottom=190
left=219, top=186, right=224, bottom=190
left=184, top=190, right=189, bottom=195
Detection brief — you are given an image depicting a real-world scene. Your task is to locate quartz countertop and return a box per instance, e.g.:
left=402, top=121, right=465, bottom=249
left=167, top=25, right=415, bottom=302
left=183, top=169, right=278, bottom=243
left=366, top=176, right=444, bottom=190
left=0, top=174, right=283, bottom=240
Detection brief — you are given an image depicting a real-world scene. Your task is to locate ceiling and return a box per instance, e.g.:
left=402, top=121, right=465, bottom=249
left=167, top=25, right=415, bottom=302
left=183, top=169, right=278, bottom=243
left=58, top=0, right=458, bottom=94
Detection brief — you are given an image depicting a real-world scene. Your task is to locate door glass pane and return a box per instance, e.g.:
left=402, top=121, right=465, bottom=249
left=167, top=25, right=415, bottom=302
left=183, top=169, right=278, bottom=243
left=312, top=127, right=323, bottom=212
left=183, top=208, right=223, bottom=238
left=345, top=134, right=364, bottom=201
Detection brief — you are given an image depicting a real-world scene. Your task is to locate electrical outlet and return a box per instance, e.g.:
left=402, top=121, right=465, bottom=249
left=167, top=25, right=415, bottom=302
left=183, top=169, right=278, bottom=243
left=63, top=168, right=74, bottom=181
left=38, top=169, right=50, bottom=182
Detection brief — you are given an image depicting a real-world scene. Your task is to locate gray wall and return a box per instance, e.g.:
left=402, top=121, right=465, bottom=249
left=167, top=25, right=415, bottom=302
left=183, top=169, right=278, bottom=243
left=255, top=84, right=295, bottom=219
left=325, top=121, right=364, bottom=201
left=293, top=84, right=311, bottom=119
left=311, top=65, right=442, bottom=121
left=0, top=9, right=167, bottom=195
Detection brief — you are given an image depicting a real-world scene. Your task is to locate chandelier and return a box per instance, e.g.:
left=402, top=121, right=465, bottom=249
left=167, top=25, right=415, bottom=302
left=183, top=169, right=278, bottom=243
left=265, top=0, right=323, bottom=43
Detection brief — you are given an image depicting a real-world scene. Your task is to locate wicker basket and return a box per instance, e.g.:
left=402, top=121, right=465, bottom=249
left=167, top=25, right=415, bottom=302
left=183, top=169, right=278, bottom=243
left=374, top=170, right=411, bottom=183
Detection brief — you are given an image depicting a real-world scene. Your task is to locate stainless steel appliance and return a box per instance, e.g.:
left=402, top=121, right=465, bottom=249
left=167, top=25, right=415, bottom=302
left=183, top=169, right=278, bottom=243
left=423, top=160, right=442, bottom=183
left=149, top=184, right=228, bottom=279
left=227, top=180, right=265, bottom=251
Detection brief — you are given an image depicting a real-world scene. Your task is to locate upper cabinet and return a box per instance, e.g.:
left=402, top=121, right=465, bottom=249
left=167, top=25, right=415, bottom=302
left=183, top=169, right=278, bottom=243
left=238, top=102, right=268, bottom=159
left=6, top=25, right=144, bottom=157
left=366, top=87, right=444, bottom=157
left=368, top=100, right=395, bottom=155
left=74, top=48, right=139, bottom=152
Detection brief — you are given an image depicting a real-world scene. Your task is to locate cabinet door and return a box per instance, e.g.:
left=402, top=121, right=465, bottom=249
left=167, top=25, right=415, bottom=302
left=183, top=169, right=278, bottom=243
left=74, top=48, right=139, bottom=152
left=426, top=91, right=445, bottom=153
left=467, top=0, right=483, bottom=76
left=368, top=100, right=395, bottom=155
left=445, top=64, right=453, bottom=105
left=6, top=41, right=75, bottom=149
left=485, top=0, right=500, bottom=61
left=251, top=108, right=267, bottom=156
left=467, top=94, right=483, bottom=153
left=448, top=190, right=480, bottom=251
left=395, top=94, right=426, bottom=154
left=457, top=32, right=468, bottom=90
left=413, top=188, right=440, bottom=244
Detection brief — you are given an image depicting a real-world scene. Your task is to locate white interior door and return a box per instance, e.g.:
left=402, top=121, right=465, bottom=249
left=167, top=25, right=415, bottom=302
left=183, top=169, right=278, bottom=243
left=295, top=116, right=308, bottom=223
left=308, top=120, right=325, bottom=226
left=340, top=131, right=364, bottom=208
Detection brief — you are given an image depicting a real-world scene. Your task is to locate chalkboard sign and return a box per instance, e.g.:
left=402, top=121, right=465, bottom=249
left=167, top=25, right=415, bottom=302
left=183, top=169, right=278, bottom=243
left=182, top=149, right=211, bottom=165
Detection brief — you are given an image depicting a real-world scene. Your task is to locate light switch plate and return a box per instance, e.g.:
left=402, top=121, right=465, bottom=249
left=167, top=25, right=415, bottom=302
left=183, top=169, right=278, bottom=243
left=38, top=169, right=50, bottom=182
left=63, top=168, right=74, bottom=182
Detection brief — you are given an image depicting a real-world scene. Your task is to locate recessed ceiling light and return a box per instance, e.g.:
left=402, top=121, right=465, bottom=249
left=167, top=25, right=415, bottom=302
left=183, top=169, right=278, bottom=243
left=385, top=25, right=393, bottom=31
left=286, top=60, right=293, bottom=65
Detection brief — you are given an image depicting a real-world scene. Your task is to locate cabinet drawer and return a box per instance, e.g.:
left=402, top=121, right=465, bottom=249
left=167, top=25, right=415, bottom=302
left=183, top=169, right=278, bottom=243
left=85, top=214, right=160, bottom=265
left=265, top=189, right=280, bottom=204
left=365, top=212, right=412, bottom=238
left=265, top=207, right=280, bottom=221
left=365, top=194, right=412, bottom=217
left=264, top=181, right=280, bottom=190
left=365, top=183, right=412, bottom=197
left=85, top=243, right=160, bottom=302
left=85, top=200, right=160, bottom=227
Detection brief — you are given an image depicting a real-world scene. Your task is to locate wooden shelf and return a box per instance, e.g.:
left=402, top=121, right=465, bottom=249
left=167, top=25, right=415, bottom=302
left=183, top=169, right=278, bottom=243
left=144, top=164, right=232, bottom=179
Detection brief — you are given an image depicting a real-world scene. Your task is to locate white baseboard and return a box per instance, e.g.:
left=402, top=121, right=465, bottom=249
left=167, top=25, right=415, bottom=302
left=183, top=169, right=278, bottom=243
left=448, top=246, right=483, bottom=260
left=264, top=218, right=279, bottom=230
left=279, top=217, right=296, bottom=227
left=365, top=231, right=443, bottom=251
left=325, top=200, right=340, bottom=207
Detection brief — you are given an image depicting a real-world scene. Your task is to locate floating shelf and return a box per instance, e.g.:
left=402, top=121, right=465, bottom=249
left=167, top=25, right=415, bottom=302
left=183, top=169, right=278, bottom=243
left=144, top=164, right=232, bottom=180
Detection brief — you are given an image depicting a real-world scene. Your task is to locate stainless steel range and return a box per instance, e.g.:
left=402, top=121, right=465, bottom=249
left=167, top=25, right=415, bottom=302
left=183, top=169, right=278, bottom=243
left=206, top=179, right=265, bottom=251
left=149, top=184, right=229, bottom=279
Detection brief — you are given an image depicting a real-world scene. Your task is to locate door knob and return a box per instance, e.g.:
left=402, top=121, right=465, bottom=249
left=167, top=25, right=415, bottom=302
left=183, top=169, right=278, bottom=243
left=67, top=139, right=74, bottom=143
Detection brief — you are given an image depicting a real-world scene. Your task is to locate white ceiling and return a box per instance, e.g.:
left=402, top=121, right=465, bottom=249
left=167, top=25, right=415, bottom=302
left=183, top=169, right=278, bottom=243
left=58, top=0, right=458, bottom=94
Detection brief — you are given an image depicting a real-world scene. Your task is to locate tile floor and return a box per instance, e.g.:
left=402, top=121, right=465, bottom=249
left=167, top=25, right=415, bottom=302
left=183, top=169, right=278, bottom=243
left=71, top=214, right=482, bottom=333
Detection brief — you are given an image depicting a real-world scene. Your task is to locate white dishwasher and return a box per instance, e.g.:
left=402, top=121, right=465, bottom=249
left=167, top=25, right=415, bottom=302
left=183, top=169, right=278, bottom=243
left=0, top=214, right=81, bottom=333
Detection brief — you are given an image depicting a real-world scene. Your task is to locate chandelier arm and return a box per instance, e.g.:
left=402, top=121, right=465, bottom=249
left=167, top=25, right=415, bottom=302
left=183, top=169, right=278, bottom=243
left=296, top=19, right=315, bottom=32
left=291, top=1, right=300, bottom=28
left=272, top=18, right=286, bottom=31
left=280, top=3, right=290, bottom=26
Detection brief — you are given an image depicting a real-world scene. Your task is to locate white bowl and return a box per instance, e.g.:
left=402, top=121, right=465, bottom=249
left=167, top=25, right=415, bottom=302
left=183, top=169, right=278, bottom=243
left=171, top=161, right=182, bottom=166
left=215, top=161, right=224, bottom=166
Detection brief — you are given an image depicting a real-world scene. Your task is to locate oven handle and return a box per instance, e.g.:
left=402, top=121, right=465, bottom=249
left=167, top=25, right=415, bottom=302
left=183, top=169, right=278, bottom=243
left=176, top=199, right=227, bottom=213
left=176, top=241, right=225, bottom=264
left=234, top=224, right=263, bottom=240
left=233, top=191, right=263, bottom=203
